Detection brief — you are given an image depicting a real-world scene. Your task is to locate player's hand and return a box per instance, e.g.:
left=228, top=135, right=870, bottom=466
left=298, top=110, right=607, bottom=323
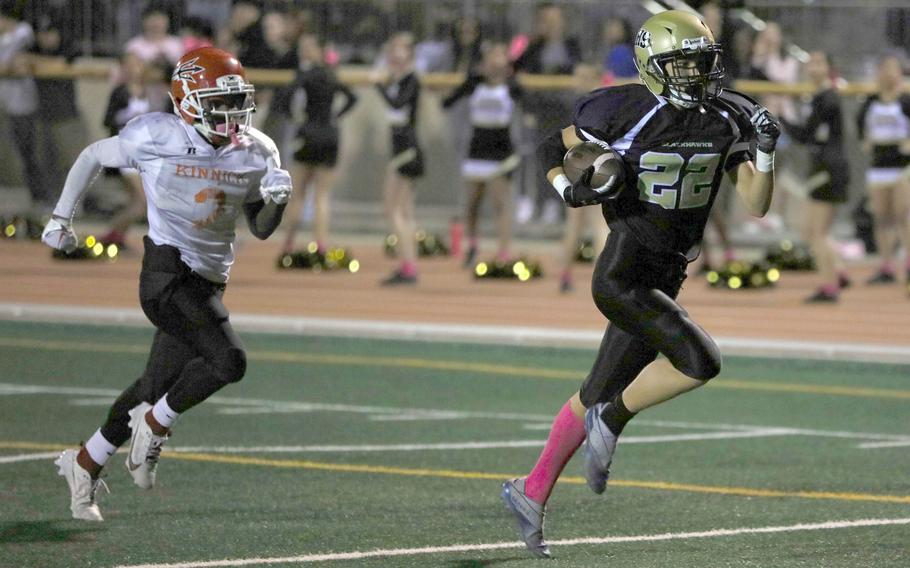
left=750, top=106, right=781, bottom=153
left=260, top=168, right=292, bottom=205
left=41, top=215, right=78, bottom=253
left=563, top=166, right=622, bottom=208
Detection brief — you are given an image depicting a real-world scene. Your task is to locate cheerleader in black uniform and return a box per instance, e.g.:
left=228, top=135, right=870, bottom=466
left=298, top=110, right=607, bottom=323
left=443, top=42, right=523, bottom=266
left=782, top=51, right=851, bottom=302
left=375, top=33, right=424, bottom=285
left=282, top=33, right=357, bottom=254
left=857, top=53, right=910, bottom=287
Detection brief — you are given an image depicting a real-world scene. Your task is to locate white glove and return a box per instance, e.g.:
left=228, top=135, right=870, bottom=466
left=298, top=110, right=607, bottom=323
left=260, top=167, right=292, bottom=205
left=42, top=215, right=78, bottom=253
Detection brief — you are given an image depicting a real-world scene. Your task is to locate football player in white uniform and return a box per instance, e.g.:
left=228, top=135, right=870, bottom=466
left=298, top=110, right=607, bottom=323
left=41, top=47, right=292, bottom=521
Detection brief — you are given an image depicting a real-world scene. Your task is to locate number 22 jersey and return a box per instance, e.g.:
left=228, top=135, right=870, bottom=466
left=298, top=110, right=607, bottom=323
left=573, top=84, right=756, bottom=259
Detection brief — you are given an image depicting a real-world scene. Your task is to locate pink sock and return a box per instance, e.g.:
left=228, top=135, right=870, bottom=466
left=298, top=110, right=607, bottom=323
left=723, top=248, right=736, bottom=263
left=496, top=249, right=511, bottom=262
left=881, top=262, right=895, bottom=275
left=400, top=260, right=417, bottom=277
left=469, top=237, right=478, bottom=249
left=524, top=401, right=586, bottom=504
left=317, top=240, right=327, bottom=254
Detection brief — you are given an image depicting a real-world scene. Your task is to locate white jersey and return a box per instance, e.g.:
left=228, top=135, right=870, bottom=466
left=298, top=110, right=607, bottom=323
left=54, top=112, right=280, bottom=283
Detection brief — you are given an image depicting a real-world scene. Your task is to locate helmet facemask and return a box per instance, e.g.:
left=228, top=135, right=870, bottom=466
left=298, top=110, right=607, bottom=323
left=645, top=41, right=724, bottom=108
left=171, top=74, right=256, bottom=143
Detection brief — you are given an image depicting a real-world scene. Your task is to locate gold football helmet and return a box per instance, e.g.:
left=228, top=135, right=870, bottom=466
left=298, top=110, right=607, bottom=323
left=633, top=10, right=724, bottom=108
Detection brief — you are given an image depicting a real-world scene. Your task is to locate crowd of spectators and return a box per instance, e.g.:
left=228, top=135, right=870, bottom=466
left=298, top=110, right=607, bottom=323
left=1, top=0, right=908, bottom=223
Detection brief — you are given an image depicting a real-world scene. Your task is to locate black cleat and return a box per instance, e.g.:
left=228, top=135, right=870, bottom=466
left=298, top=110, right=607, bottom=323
left=381, top=271, right=417, bottom=286
left=838, top=274, right=852, bottom=289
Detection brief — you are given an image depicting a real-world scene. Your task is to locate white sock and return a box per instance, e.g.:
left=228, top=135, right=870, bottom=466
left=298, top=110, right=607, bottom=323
left=84, top=430, right=117, bottom=466
left=151, top=395, right=180, bottom=429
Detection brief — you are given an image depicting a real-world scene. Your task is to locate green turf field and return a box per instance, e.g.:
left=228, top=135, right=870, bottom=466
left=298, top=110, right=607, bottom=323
left=1, top=320, right=908, bottom=568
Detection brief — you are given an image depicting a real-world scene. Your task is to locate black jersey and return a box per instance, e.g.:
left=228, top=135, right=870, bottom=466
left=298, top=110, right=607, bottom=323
left=857, top=94, right=910, bottom=169
left=573, top=84, right=755, bottom=258
left=291, top=63, right=357, bottom=127
left=377, top=72, right=420, bottom=152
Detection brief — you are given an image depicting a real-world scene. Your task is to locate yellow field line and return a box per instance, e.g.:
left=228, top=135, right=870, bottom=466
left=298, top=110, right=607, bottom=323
left=4, top=441, right=907, bottom=504
left=0, top=336, right=908, bottom=400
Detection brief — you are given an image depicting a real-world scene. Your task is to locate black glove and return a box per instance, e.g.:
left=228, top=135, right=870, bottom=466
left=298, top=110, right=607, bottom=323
left=750, top=106, right=781, bottom=153
left=562, top=166, right=622, bottom=208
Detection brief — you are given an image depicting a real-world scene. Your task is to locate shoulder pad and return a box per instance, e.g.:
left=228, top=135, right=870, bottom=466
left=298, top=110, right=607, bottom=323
left=713, top=89, right=760, bottom=118
left=118, top=112, right=183, bottom=159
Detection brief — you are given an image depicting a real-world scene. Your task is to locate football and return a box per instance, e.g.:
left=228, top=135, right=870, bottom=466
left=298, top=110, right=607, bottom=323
left=563, top=141, right=624, bottom=189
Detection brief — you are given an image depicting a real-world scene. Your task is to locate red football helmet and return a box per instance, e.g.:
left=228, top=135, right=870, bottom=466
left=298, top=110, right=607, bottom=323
left=169, top=47, right=255, bottom=142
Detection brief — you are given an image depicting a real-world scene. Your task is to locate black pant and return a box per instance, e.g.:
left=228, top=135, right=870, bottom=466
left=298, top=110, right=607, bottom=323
left=100, top=237, right=246, bottom=446
left=579, top=231, right=721, bottom=407
left=8, top=113, right=51, bottom=206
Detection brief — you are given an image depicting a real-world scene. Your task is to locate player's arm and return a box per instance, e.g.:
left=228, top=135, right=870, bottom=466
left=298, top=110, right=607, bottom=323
left=730, top=107, right=780, bottom=218
left=42, top=136, right=135, bottom=252
left=539, top=126, right=619, bottom=207
left=244, top=157, right=290, bottom=240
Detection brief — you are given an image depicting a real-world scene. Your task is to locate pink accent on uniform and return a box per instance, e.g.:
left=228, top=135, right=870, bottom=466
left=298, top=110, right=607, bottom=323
left=524, top=401, right=586, bottom=504
left=400, top=260, right=417, bottom=277
left=723, top=248, right=736, bottom=263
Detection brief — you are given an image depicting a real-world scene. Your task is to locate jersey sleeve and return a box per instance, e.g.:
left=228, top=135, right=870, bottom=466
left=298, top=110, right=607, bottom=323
left=572, top=85, right=656, bottom=147
left=51, top=135, right=138, bottom=220
left=714, top=89, right=759, bottom=171
left=243, top=127, right=283, bottom=203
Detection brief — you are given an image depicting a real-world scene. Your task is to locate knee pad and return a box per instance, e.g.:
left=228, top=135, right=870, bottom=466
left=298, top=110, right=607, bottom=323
left=213, top=347, right=247, bottom=384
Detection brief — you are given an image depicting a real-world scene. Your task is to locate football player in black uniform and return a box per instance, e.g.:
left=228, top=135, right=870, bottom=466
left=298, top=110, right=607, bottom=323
left=500, top=11, right=779, bottom=558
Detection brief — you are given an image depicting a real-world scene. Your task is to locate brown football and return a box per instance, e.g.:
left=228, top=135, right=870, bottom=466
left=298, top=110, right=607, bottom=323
left=563, top=141, right=624, bottom=189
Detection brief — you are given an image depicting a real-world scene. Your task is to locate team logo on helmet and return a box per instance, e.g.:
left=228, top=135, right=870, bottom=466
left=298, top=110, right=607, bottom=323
left=172, top=57, right=205, bottom=83
left=635, top=29, right=652, bottom=49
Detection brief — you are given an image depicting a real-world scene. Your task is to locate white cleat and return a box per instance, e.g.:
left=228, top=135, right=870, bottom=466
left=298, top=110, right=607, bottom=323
left=125, top=403, right=169, bottom=489
left=55, top=449, right=106, bottom=522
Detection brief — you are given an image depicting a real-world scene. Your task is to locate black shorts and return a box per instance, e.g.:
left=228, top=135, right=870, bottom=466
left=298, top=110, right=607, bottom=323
left=391, top=130, right=424, bottom=179
left=293, top=123, right=339, bottom=167
left=809, top=153, right=849, bottom=204
left=579, top=231, right=721, bottom=406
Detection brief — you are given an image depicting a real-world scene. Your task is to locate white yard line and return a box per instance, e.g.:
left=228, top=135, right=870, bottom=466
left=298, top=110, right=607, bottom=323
left=113, top=517, right=910, bottom=568
left=857, top=439, right=910, bottom=450
left=0, top=452, right=61, bottom=464
left=4, top=302, right=910, bottom=362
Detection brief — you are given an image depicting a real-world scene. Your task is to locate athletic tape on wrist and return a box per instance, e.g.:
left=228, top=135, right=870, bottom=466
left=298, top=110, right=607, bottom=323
left=553, top=174, right=571, bottom=201
left=756, top=150, right=774, bottom=173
